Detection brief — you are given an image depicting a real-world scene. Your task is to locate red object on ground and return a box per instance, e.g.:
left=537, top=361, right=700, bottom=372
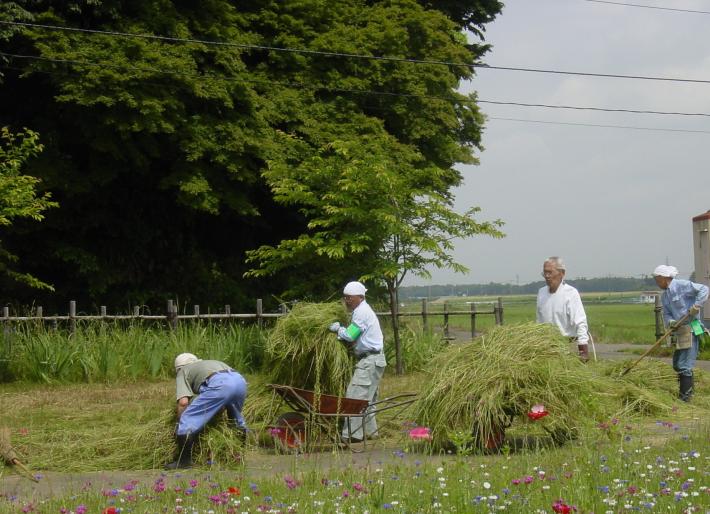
left=527, top=404, right=549, bottom=421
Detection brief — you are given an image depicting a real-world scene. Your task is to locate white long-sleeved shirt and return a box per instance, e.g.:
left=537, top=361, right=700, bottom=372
left=536, top=282, right=589, bottom=344
left=336, top=299, right=384, bottom=354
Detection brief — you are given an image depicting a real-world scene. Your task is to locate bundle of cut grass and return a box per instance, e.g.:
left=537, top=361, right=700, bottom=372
left=415, top=323, right=603, bottom=450
left=264, top=302, right=353, bottom=397
left=596, top=359, right=679, bottom=417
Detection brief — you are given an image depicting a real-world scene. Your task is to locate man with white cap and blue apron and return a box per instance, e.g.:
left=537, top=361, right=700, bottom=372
left=653, top=264, right=708, bottom=402
left=329, top=281, right=386, bottom=443
left=165, top=353, right=248, bottom=469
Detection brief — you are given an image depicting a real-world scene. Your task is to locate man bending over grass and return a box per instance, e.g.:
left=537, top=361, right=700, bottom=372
left=165, top=353, right=247, bottom=469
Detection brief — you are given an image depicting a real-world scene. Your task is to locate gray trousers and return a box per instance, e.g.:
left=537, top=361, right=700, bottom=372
left=341, top=353, right=386, bottom=439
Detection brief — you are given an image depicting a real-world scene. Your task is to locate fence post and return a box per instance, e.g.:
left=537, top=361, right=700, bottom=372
left=194, top=305, right=200, bottom=318
left=36, top=306, right=43, bottom=330
left=470, top=302, right=477, bottom=339
left=2, top=307, right=10, bottom=352
left=654, top=295, right=663, bottom=340
left=256, top=299, right=263, bottom=329
left=421, top=298, right=428, bottom=333
left=497, top=297, right=504, bottom=325
left=167, top=299, right=178, bottom=330
left=280, top=303, right=288, bottom=315
left=69, top=300, right=76, bottom=334
left=133, top=305, right=140, bottom=318
left=100, top=306, right=107, bottom=317
left=443, top=301, right=450, bottom=339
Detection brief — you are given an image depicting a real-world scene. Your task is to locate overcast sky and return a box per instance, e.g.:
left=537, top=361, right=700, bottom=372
left=406, top=0, right=710, bottom=286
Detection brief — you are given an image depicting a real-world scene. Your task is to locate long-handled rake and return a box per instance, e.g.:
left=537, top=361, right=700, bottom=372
left=0, top=427, right=38, bottom=482
left=620, top=311, right=691, bottom=377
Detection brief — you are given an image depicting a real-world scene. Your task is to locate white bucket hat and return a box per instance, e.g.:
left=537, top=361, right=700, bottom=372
left=343, top=281, right=367, bottom=296
left=652, top=265, right=678, bottom=278
left=174, top=352, right=200, bottom=372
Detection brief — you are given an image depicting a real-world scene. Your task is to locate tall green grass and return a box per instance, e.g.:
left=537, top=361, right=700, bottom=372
left=1, top=321, right=266, bottom=383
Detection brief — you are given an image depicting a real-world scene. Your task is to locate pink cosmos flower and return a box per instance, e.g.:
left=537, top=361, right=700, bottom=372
left=527, top=404, right=549, bottom=421
left=552, top=499, right=577, bottom=513
left=408, top=427, right=432, bottom=440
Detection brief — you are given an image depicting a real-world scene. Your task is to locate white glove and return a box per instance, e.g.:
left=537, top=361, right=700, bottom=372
left=329, top=322, right=341, bottom=333
left=689, top=305, right=700, bottom=317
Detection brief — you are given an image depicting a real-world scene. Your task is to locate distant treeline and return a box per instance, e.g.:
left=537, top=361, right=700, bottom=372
left=400, top=276, right=659, bottom=299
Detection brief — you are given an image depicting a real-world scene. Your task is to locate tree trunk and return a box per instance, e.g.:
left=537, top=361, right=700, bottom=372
left=387, top=280, right=403, bottom=375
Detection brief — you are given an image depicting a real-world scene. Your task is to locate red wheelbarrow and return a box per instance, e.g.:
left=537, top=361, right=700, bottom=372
left=267, top=384, right=417, bottom=451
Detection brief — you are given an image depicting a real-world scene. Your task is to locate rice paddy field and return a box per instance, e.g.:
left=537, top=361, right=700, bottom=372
left=400, top=293, right=688, bottom=345
left=1, top=300, right=709, bottom=513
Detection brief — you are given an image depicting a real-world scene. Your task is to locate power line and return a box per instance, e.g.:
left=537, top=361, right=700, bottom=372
left=477, top=65, right=710, bottom=84
left=583, top=0, right=710, bottom=15
left=2, top=20, right=710, bottom=85
left=4, top=52, right=710, bottom=118
left=488, top=116, right=710, bottom=134
left=479, top=100, right=710, bottom=117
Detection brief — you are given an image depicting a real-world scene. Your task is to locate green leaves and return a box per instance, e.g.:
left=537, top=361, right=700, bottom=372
left=0, top=0, right=503, bottom=307
left=0, top=126, right=57, bottom=289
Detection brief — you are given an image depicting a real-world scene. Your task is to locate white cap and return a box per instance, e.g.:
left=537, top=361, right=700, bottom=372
left=652, top=265, right=678, bottom=278
left=175, top=352, right=200, bottom=372
left=343, top=281, right=367, bottom=296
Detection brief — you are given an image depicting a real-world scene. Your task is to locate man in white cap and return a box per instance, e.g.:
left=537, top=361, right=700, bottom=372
left=165, top=353, right=248, bottom=469
left=536, top=256, right=591, bottom=361
left=653, top=264, right=708, bottom=401
left=329, top=281, right=386, bottom=442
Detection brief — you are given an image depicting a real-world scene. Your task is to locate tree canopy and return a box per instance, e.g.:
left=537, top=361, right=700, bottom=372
left=0, top=0, right=503, bottom=311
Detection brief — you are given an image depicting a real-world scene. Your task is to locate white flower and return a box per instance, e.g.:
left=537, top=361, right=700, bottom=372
left=483, top=482, right=491, bottom=489
left=437, top=467, right=444, bottom=473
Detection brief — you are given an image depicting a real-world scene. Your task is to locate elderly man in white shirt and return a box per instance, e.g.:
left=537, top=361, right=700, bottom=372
left=329, top=281, right=386, bottom=443
left=536, top=256, right=590, bottom=361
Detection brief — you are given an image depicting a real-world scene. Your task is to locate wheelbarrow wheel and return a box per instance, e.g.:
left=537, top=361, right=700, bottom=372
left=272, top=412, right=306, bottom=452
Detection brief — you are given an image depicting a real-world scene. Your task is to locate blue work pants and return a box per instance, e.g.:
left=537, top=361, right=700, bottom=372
left=673, top=338, right=698, bottom=377
left=177, top=371, right=247, bottom=436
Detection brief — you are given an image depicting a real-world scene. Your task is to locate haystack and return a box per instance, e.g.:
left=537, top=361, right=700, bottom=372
left=263, top=301, right=352, bottom=395
left=245, top=302, right=353, bottom=425
left=415, top=323, right=605, bottom=449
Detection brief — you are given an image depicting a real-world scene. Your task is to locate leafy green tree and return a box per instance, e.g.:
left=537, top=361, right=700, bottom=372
left=0, top=0, right=502, bottom=311
left=0, top=127, right=57, bottom=289
left=246, top=136, right=503, bottom=373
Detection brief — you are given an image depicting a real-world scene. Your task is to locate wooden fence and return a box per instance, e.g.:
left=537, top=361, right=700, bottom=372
left=1, top=297, right=504, bottom=339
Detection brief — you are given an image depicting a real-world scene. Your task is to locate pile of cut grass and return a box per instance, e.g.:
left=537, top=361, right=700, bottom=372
left=414, top=323, right=680, bottom=451
left=263, top=301, right=352, bottom=395
left=244, top=302, right=354, bottom=428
